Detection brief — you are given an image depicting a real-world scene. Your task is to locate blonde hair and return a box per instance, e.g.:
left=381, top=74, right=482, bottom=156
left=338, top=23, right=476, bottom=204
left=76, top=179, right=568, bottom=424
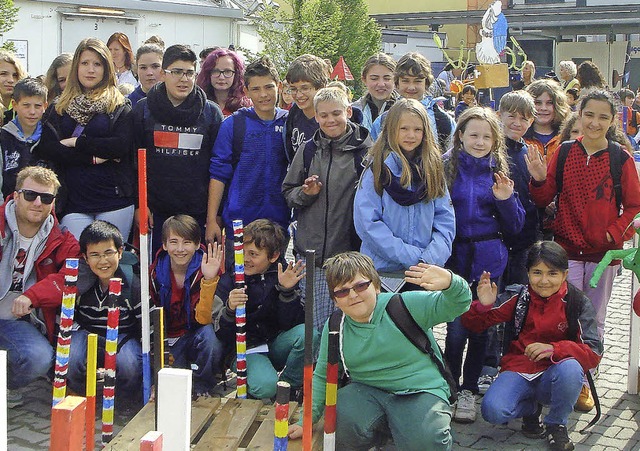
left=447, top=107, right=509, bottom=186
left=0, top=50, right=27, bottom=81
left=498, top=90, right=536, bottom=118
left=16, top=166, right=61, bottom=194
left=56, top=38, right=124, bottom=115
left=324, top=251, right=381, bottom=299
left=369, top=98, right=446, bottom=201
left=313, top=86, right=349, bottom=110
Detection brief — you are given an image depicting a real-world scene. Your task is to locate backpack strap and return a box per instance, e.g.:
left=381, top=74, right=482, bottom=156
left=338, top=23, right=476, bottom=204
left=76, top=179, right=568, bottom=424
left=231, top=113, right=246, bottom=169
left=554, top=140, right=574, bottom=197
left=385, top=294, right=458, bottom=404
left=607, top=141, right=623, bottom=215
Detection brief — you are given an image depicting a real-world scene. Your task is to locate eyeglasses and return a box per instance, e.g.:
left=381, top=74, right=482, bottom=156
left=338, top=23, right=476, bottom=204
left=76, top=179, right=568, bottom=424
left=211, top=69, right=236, bottom=79
left=17, top=189, right=55, bottom=205
left=287, top=86, right=315, bottom=96
left=164, top=68, right=197, bottom=80
left=86, top=249, right=119, bottom=262
left=333, top=280, right=372, bottom=299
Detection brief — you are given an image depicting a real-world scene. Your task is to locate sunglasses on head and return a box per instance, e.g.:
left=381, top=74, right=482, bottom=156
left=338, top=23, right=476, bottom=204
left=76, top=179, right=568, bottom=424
left=333, top=280, right=372, bottom=299
left=17, top=189, right=55, bottom=204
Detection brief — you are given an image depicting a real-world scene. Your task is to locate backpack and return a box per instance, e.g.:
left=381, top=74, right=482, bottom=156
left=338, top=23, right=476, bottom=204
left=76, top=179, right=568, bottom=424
left=555, top=140, right=623, bottom=215
left=502, top=283, right=601, bottom=431
left=328, top=293, right=458, bottom=404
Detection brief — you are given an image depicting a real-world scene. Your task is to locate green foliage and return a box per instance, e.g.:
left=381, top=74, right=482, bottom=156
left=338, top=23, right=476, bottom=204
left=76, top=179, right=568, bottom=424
left=0, top=0, right=19, bottom=52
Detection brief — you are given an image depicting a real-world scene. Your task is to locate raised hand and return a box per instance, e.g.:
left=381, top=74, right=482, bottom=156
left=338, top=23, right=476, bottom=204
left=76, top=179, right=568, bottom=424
left=201, top=242, right=223, bottom=280
left=278, top=260, right=306, bottom=290
left=524, top=146, right=547, bottom=182
left=477, top=271, right=497, bottom=306
left=492, top=171, right=515, bottom=200
left=404, top=263, right=452, bottom=291
left=302, top=175, right=323, bottom=196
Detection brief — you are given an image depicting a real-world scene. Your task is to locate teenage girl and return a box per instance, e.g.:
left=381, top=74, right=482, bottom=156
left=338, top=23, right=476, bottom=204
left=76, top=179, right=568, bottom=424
left=443, top=107, right=525, bottom=423
left=353, top=98, right=455, bottom=272
left=528, top=89, right=640, bottom=339
left=0, top=50, right=26, bottom=124
left=352, top=53, right=398, bottom=132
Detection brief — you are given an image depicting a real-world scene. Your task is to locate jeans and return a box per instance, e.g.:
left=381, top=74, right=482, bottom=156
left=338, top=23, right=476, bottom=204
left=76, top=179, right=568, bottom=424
left=62, top=204, right=135, bottom=242
left=444, top=315, right=487, bottom=393
left=67, top=329, right=142, bottom=395
left=0, top=319, right=53, bottom=389
left=335, top=382, right=452, bottom=451
left=481, top=359, right=584, bottom=426
left=169, top=324, right=223, bottom=394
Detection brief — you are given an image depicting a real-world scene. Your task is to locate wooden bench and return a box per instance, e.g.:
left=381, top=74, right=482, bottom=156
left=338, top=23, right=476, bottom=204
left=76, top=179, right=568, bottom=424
left=105, top=397, right=323, bottom=450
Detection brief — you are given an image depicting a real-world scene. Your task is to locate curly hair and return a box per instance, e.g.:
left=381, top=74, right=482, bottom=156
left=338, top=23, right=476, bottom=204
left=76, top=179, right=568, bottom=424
left=526, top=79, right=570, bottom=132
left=576, top=61, right=606, bottom=91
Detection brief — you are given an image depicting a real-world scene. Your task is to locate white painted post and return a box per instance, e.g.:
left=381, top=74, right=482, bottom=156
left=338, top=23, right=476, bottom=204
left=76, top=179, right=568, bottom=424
left=629, top=235, right=640, bottom=395
left=1, top=350, right=7, bottom=451
left=157, top=368, right=192, bottom=451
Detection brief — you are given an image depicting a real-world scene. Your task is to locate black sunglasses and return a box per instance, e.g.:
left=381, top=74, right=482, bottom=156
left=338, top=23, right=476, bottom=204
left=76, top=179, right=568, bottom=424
left=17, top=189, right=56, bottom=205
left=333, top=280, right=372, bottom=299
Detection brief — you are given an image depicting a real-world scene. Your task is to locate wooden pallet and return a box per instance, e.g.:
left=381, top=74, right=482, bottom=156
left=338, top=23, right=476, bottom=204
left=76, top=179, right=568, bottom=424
left=105, top=397, right=323, bottom=450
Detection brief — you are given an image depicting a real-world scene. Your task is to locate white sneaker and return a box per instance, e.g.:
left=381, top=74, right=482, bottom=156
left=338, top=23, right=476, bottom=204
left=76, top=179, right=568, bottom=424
left=7, top=389, right=24, bottom=408
left=454, top=390, right=477, bottom=423
left=477, top=374, right=494, bottom=395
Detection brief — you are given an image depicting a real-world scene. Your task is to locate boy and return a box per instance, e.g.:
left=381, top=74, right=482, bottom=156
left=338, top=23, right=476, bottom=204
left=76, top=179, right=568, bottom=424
left=66, top=220, right=142, bottom=400
left=133, top=44, right=223, bottom=256
left=455, top=85, right=477, bottom=120
left=206, top=56, right=290, bottom=265
left=284, top=54, right=329, bottom=160
left=214, top=219, right=309, bottom=399
left=150, top=215, right=224, bottom=397
left=128, top=44, right=164, bottom=108
left=619, top=88, right=640, bottom=142
left=1, top=78, right=48, bottom=197
left=282, top=87, right=372, bottom=330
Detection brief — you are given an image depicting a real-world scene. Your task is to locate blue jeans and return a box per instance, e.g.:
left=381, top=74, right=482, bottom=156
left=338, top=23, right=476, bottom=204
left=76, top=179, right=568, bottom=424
left=444, top=315, right=487, bottom=393
left=67, top=329, right=143, bottom=395
left=62, top=204, right=135, bottom=243
left=169, top=324, right=223, bottom=393
left=481, top=359, right=584, bottom=426
left=0, top=319, right=53, bottom=389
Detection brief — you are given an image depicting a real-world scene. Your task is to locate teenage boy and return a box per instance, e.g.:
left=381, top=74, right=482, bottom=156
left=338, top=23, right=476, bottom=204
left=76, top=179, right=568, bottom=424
left=282, top=86, right=373, bottom=330
left=128, top=44, right=164, bottom=108
left=1, top=78, right=48, bottom=197
left=66, top=220, right=142, bottom=399
left=370, top=52, right=455, bottom=151
left=283, top=54, right=328, bottom=160
left=0, top=166, right=80, bottom=406
left=150, top=215, right=224, bottom=397
left=133, top=44, right=223, bottom=256
left=215, top=219, right=310, bottom=400
left=206, top=56, right=290, bottom=265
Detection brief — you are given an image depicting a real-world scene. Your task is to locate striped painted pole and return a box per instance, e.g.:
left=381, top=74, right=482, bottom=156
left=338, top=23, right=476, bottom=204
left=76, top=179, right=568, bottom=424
left=85, top=333, right=98, bottom=451
left=303, top=249, right=315, bottom=451
left=138, top=148, right=153, bottom=405
left=233, top=219, right=247, bottom=399
left=52, top=258, right=79, bottom=407
left=101, top=278, right=122, bottom=446
left=273, top=381, right=290, bottom=451
left=323, top=330, right=339, bottom=451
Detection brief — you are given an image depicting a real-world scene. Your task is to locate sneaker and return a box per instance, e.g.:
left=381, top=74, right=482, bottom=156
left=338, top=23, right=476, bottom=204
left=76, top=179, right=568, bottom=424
left=477, top=374, right=494, bottom=395
left=521, top=403, right=544, bottom=439
left=453, top=390, right=476, bottom=423
left=545, top=424, right=575, bottom=451
left=574, top=385, right=594, bottom=412
left=7, top=389, right=24, bottom=408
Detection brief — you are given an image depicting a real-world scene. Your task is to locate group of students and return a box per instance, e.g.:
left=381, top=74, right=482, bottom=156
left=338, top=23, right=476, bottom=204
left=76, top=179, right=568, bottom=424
left=0, top=33, right=638, bottom=451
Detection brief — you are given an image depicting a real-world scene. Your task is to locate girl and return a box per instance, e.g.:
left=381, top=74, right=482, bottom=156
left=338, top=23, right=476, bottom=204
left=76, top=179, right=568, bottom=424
left=44, top=53, right=72, bottom=100
left=196, top=47, right=251, bottom=117
left=528, top=90, right=640, bottom=340
left=354, top=98, right=455, bottom=272
left=524, top=79, right=570, bottom=160
left=39, top=38, right=135, bottom=241
left=0, top=50, right=26, bottom=125
left=576, top=61, right=605, bottom=94
left=107, top=32, right=138, bottom=87
left=442, top=106, right=525, bottom=424
left=521, top=60, right=536, bottom=88
left=463, top=241, right=602, bottom=451
left=352, top=53, right=398, bottom=131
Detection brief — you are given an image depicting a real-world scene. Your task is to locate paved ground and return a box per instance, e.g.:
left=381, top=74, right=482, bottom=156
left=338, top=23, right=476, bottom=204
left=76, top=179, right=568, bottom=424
left=6, top=266, right=640, bottom=450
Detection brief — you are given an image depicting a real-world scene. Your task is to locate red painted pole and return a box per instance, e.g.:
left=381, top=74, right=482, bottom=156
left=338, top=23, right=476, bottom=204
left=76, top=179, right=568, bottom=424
left=303, top=250, right=315, bottom=451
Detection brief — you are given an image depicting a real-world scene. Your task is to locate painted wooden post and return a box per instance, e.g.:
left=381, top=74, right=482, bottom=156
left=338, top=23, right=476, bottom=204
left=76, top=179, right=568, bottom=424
left=1, top=350, right=7, bottom=451
left=140, top=431, right=163, bottom=451
left=50, top=396, right=86, bottom=451
left=303, top=249, right=315, bottom=451
left=323, top=330, right=339, bottom=451
left=101, top=278, right=122, bottom=446
left=152, top=306, right=165, bottom=428
left=157, top=368, right=192, bottom=451
left=274, top=381, right=290, bottom=451
left=85, top=333, right=98, bottom=451
left=233, top=219, right=247, bottom=399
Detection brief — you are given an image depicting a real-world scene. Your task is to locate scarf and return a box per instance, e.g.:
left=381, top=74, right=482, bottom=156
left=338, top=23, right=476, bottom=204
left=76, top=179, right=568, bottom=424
left=381, top=157, right=427, bottom=206
left=146, top=83, right=207, bottom=126
left=66, top=94, right=110, bottom=126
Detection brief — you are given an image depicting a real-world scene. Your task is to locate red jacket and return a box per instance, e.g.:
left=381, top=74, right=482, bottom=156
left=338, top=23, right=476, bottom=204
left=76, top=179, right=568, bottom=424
left=530, top=138, right=640, bottom=262
left=0, top=202, right=81, bottom=343
left=462, top=282, right=602, bottom=374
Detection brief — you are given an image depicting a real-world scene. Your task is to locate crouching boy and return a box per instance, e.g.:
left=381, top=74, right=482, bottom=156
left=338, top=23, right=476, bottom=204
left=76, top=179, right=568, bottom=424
left=150, top=215, right=224, bottom=397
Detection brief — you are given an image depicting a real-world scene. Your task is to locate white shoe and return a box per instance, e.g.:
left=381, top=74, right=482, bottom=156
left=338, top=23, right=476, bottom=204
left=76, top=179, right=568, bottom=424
left=454, top=390, right=477, bottom=423
left=477, top=374, right=494, bottom=395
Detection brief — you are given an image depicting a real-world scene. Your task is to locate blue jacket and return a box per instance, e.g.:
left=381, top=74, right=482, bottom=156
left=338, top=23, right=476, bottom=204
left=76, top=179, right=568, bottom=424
left=444, top=150, right=525, bottom=281
left=209, top=107, right=290, bottom=237
left=354, top=152, right=456, bottom=272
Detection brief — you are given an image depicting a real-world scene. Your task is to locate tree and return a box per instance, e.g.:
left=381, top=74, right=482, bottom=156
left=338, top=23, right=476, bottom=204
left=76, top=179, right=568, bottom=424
left=0, top=0, right=18, bottom=52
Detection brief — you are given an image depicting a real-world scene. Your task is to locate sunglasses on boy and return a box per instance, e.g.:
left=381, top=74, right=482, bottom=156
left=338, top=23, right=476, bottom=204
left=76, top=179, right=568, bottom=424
left=17, top=189, right=56, bottom=205
left=333, top=280, right=372, bottom=299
